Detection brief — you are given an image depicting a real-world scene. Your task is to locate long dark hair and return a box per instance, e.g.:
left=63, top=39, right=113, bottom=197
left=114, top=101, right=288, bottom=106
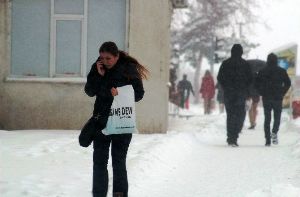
left=99, top=41, right=149, bottom=80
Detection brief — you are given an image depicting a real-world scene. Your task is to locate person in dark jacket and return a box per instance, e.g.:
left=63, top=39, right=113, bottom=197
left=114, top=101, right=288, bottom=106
left=217, top=44, right=252, bottom=147
left=85, top=41, right=148, bottom=197
left=177, top=74, right=195, bottom=109
left=255, top=53, right=291, bottom=146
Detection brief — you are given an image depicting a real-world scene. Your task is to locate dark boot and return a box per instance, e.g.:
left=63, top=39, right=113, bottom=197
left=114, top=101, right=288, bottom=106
left=271, top=133, right=278, bottom=145
left=227, top=138, right=232, bottom=146
left=113, top=192, right=123, bottom=197
left=265, top=138, right=271, bottom=146
left=227, top=138, right=239, bottom=147
left=248, top=124, right=256, bottom=130
left=231, top=141, right=239, bottom=147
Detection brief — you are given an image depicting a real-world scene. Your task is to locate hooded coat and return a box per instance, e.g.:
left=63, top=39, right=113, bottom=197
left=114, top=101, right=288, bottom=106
left=217, top=44, right=252, bottom=98
left=216, top=44, right=252, bottom=144
left=255, top=53, right=291, bottom=100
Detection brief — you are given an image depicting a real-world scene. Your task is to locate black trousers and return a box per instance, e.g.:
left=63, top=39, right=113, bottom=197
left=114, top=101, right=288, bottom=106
left=92, top=132, right=132, bottom=197
left=180, top=93, right=186, bottom=108
left=224, top=96, right=246, bottom=143
left=262, top=98, right=282, bottom=140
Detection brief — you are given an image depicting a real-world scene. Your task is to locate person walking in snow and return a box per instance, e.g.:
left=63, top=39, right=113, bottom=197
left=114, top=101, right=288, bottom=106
left=217, top=44, right=252, bottom=147
left=84, top=41, right=148, bottom=197
left=177, top=74, right=195, bottom=109
left=247, top=83, right=261, bottom=130
left=200, top=70, right=215, bottom=114
left=215, top=82, right=225, bottom=113
left=255, top=53, right=291, bottom=146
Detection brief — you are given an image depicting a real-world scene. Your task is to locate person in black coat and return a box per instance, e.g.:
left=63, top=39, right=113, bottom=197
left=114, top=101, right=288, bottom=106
left=85, top=41, right=148, bottom=197
left=255, top=53, right=291, bottom=146
left=217, top=44, right=252, bottom=147
left=177, top=74, right=195, bottom=109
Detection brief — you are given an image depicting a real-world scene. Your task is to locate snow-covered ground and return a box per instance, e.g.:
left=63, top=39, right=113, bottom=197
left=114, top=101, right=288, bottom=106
left=1, top=104, right=300, bottom=197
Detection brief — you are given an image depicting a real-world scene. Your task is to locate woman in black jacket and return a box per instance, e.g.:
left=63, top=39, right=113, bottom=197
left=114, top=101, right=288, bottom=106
left=85, top=41, right=148, bottom=197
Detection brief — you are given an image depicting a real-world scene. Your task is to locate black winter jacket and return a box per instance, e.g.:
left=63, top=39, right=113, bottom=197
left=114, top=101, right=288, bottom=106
left=255, top=65, right=291, bottom=100
left=217, top=57, right=252, bottom=98
left=85, top=57, right=145, bottom=119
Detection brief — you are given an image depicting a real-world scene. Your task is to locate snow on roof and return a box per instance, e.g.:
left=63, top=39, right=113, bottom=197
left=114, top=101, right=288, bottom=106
left=271, top=42, right=297, bottom=54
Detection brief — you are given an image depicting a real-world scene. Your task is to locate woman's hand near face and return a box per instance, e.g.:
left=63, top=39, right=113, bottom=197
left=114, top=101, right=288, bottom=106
left=111, top=87, right=118, bottom=96
left=96, top=60, right=105, bottom=76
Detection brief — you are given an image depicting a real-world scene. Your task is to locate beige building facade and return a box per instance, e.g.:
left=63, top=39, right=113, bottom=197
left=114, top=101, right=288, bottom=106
left=0, top=0, right=175, bottom=133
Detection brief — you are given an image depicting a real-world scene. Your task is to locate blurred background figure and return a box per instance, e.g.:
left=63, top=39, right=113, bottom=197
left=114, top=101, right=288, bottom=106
left=168, top=67, right=181, bottom=115
left=246, top=59, right=266, bottom=130
left=247, top=95, right=259, bottom=129
left=177, top=74, right=195, bottom=109
left=169, top=67, right=178, bottom=102
left=200, top=70, right=215, bottom=114
left=215, top=82, right=225, bottom=113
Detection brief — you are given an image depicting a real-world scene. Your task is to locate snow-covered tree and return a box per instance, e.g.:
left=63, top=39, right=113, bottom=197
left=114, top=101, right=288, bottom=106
left=171, top=0, right=261, bottom=103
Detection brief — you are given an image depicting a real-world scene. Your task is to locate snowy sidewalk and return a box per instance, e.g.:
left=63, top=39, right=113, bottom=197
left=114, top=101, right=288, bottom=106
left=130, top=111, right=300, bottom=197
left=1, top=107, right=300, bottom=197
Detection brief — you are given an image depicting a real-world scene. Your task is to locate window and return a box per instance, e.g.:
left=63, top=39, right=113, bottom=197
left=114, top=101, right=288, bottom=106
left=11, top=0, right=51, bottom=77
left=50, top=0, right=88, bottom=77
left=87, top=0, right=127, bottom=69
left=10, top=0, right=127, bottom=78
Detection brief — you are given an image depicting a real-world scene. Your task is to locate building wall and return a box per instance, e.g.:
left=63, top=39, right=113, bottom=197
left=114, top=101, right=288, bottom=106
left=0, top=0, right=172, bottom=133
left=129, top=0, right=172, bottom=133
left=0, top=0, right=10, bottom=129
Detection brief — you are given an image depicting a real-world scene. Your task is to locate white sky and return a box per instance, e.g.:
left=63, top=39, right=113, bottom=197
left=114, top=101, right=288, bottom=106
left=248, top=0, right=300, bottom=60
left=178, top=0, right=300, bottom=75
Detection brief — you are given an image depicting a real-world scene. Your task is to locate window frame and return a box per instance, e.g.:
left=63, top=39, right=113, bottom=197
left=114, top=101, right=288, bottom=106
left=50, top=0, right=88, bottom=78
left=7, top=0, right=130, bottom=82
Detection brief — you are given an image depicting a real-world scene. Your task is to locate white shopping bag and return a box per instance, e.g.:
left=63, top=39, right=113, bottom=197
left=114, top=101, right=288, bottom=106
left=102, top=85, right=137, bottom=135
